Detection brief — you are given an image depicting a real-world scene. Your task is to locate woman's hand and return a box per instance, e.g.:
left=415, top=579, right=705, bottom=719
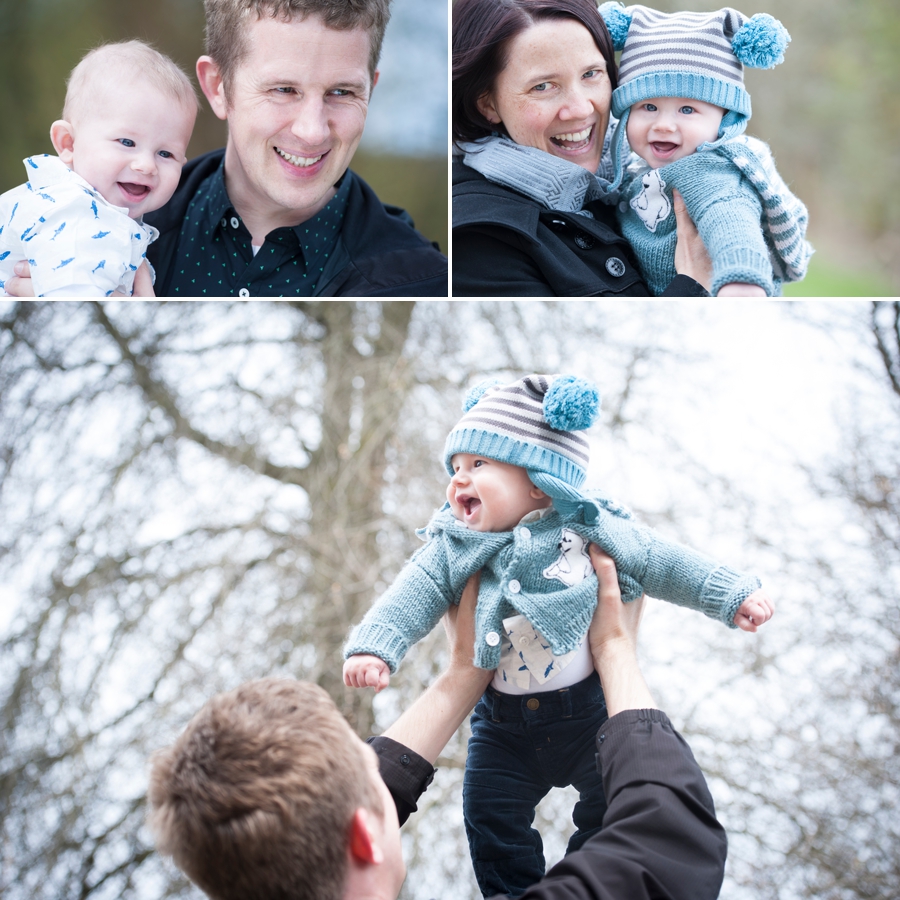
left=673, top=189, right=712, bottom=292
left=716, top=282, right=766, bottom=297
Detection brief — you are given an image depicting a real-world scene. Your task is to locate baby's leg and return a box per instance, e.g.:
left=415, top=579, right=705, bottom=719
left=464, top=692, right=552, bottom=898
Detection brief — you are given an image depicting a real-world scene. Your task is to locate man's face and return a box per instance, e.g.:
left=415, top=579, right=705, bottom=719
left=219, top=13, right=375, bottom=228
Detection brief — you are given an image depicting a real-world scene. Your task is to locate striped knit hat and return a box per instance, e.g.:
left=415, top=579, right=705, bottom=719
left=444, top=374, right=600, bottom=502
left=596, top=3, right=790, bottom=195
left=599, top=3, right=790, bottom=137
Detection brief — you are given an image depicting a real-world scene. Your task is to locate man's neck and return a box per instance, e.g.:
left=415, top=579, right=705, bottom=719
left=222, top=143, right=339, bottom=246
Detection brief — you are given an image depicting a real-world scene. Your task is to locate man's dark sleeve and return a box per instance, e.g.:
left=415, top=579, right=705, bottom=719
left=515, top=709, right=727, bottom=900
left=368, top=735, right=435, bottom=827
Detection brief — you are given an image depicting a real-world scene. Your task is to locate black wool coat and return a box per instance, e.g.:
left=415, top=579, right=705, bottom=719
left=452, top=160, right=706, bottom=298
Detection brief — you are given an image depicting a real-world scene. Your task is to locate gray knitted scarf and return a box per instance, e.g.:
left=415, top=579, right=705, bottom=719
left=458, top=124, right=620, bottom=217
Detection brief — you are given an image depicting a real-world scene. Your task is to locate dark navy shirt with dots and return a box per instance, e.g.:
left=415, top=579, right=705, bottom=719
left=166, top=159, right=350, bottom=297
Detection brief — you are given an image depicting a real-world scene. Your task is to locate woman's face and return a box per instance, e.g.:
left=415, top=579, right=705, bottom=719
left=477, top=18, right=612, bottom=172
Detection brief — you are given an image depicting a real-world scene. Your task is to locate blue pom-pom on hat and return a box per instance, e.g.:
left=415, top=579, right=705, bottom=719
left=732, top=13, right=790, bottom=69
left=544, top=376, right=601, bottom=432
left=598, top=1, right=631, bottom=51
left=463, top=379, right=503, bottom=412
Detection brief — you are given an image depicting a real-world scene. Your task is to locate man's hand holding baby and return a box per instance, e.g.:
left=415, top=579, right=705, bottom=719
left=343, top=653, right=391, bottom=692
left=733, top=589, right=775, bottom=632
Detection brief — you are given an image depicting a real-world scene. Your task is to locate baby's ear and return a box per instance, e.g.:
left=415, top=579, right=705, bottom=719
left=50, top=120, right=76, bottom=166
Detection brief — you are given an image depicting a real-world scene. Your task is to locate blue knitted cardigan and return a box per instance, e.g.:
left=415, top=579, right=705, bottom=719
left=618, top=135, right=813, bottom=297
left=345, top=495, right=761, bottom=673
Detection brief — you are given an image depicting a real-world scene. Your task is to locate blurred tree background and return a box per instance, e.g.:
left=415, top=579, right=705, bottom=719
left=1, top=300, right=897, bottom=900
left=0, top=0, right=448, bottom=258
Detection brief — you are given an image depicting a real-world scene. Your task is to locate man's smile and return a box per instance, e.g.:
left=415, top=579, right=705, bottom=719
left=275, top=147, right=325, bottom=168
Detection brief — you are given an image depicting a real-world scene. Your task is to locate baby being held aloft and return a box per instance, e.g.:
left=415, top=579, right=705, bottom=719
left=0, top=40, right=198, bottom=297
left=599, top=3, right=813, bottom=297
left=344, top=374, right=773, bottom=898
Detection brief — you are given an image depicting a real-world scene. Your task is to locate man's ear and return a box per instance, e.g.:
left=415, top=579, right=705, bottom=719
left=348, top=809, right=384, bottom=865
left=476, top=91, right=500, bottom=126
left=370, top=69, right=380, bottom=97
left=196, top=55, right=228, bottom=121
left=50, top=120, right=76, bottom=166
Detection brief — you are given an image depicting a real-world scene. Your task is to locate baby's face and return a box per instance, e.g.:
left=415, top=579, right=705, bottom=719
left=626, top=97, right=725, bottom=167
left=447, top=454, right=550, bottom=532
left=67, top=83, right=195, bottom=218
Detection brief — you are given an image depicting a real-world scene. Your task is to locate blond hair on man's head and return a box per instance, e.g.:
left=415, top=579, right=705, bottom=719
left=148, top=678, right=382, bottom=900
left=203, top=0, right=391, bottom=98
left=63, top=40, right=199, bottom=124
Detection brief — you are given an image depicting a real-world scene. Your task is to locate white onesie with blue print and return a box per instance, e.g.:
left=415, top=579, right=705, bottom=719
left=0, top=155, right=157, bottom=297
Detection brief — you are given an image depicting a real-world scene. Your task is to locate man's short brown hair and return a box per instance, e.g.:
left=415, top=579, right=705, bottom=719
left=204, top=0, right=392, bottom=97
left=148, top=678, right=382, bottom=900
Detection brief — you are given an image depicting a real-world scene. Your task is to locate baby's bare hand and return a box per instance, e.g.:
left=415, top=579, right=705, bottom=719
left=733, top=589, right=775, bottom=633
left=343, top=653, right=391, bottom=692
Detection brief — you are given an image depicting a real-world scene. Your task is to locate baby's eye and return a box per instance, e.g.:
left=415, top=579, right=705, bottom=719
left=680, top=106, right=695, bottom=115
left=158, top=150, right=174, bottom=159
left=118, top=138, right=136, bottom=148
left=473, top=459, right=485, bottom=467
left=643, top=103, right=657, bottom=112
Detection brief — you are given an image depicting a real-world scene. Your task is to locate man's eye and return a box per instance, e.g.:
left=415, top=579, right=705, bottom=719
left=118, top=138, right=135, bottom=147
left=533, top=82, right=550, bottom=92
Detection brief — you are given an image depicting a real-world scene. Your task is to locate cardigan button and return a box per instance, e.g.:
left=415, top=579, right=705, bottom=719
left=485, top=631, right=501, bottom=647
left=606, top=257, right=626, bottom=277
left=508, top=579, right=521, bottom=594
left=518, top=526, right=531, bottom=540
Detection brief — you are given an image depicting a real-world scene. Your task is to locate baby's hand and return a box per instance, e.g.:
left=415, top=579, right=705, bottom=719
left=733, top=589, right=775, bottom=633
left=343, top=653, right=391, bottom=692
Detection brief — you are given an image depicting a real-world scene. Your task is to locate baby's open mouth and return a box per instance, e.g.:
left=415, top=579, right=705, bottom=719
left=551, top=126, right=592, bottom=150
left=650, top=142, right=678, bottom=154
left=119, top=182, right=150, bottom=199
left=461, top=496, right=481, bottom=516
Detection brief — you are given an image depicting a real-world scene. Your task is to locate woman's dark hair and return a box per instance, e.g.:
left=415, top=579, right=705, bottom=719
left=453, top=0, right=618, bottom=145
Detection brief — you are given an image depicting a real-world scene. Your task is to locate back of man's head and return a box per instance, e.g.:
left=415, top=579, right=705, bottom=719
left=148, top=678, right=380, bottom=900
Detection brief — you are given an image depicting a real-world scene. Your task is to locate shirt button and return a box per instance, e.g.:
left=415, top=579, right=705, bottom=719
left=518, top=527, right=531, bottom=540
left=220, top=217, right=227, bottom=228
left=485, top=631, right=501, bottom=647
left=230, top=216, right=240, bottom=229
left=508, top=579, right=521, bottom=594
left=606, top=257, right=626, bottom=277
left=238, top=288, right=250, bottom=297
left=518, top=635, right=532, bottom=647
left=526, top=698, right=540, bottom=710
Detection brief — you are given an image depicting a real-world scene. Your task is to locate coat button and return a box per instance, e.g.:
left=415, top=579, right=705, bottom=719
left=606, top=257, right=626, bottom=277
left=508, top=579, right=521, bottom=593
left=618, top=201, right=628, bottom=213
left=574, top=232, right=595, bottom=250
left=485, top=631, right=500, bottom=646
left=526, top=698, right=540, bottom=710
left=400, top=754, right=411, bottom=766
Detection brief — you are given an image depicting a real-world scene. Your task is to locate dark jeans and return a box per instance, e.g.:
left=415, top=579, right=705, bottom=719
left=463, top=671, right=609, bottom=898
